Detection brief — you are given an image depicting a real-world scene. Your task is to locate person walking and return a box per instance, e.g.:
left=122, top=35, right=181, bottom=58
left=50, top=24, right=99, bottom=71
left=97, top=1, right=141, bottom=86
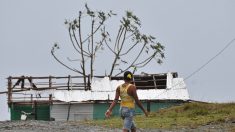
left=105, top=71, right=148, bottom=132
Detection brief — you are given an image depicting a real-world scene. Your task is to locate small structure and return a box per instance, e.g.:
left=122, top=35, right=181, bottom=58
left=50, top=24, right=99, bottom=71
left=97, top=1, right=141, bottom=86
left=0, top=72, right=190, bottom=121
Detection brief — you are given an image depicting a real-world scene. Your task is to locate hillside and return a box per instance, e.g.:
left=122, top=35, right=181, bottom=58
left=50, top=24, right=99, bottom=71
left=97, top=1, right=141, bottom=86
left=82, top=102, right=235, bottom=131
left=0, top=102, right=234, bottom=132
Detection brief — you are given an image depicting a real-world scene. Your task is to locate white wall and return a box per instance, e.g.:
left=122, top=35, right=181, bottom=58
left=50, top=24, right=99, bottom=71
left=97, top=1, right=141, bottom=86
left=50, top=103, right=93, bottom=121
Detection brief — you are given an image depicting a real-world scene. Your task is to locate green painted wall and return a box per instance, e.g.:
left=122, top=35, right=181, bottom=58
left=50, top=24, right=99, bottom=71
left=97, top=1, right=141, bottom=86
left=36, top=105, right=50, bottom=120
left=10, top=104, right=50, bottom=121
left=93, top=101, right=184, bottom=120
left=93, top=103, right=120, bottom=119
left=135, top=102, right=147, bottom=115
left=10, top=105, right=33, bottom=120
left=10, top=100, right=184, bottom=120
left=149, top=101, right=184, bottom=112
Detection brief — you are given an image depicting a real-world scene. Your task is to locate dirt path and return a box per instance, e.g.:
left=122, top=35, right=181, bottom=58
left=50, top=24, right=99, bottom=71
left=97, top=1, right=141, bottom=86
left=0, top=121, right=234, bottom=132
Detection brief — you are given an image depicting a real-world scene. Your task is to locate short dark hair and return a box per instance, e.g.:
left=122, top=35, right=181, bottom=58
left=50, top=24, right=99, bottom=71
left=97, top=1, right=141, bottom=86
left=124, top=71, right=133, bottom=81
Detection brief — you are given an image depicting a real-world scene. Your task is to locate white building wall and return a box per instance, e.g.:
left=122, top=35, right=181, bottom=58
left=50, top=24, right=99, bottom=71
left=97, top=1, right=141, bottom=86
left=50, top=103, right=93, bottom=121
left=53, top=72, right=190, bottom=102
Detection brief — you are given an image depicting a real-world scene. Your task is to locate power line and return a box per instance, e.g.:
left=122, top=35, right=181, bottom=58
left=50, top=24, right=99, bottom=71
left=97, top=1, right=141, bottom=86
left=94, top=37, right=235, bottom=97
left=156, top=37, right=235, bottom=97
left=184, top=37, right=235, bottom=81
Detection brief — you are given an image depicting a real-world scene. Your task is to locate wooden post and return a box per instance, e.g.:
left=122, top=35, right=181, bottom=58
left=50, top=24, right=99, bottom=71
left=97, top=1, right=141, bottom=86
left=88, top=75, right=91, bottom=90
left=67, top=75, right=71, bottom=91
left=7, top=76, right=12, bottom=105
left=31, top=94, right=33, bottom=104
left=49, top=76, right=52, bottom=104
left=49, top=94, right=52, bottom=104
left=49, top=76, right=52, bottom=89
left=34, top=100, right=37, bottom=120
left=153, top=75, right=157, bottom=89
left=147, top=100, right=151, bottom=112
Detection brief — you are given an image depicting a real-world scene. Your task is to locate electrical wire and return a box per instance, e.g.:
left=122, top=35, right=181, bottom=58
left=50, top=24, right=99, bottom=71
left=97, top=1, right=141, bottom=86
left=156, top=37, right=235, bottom=97
left=184, top=37, right=235, bottom=81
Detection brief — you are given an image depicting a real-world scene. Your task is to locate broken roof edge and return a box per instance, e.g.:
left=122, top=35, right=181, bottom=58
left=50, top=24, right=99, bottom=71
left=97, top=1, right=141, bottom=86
left=6, top=72, right=190, bottom=103
left=5, top=72, right=178, bottom=79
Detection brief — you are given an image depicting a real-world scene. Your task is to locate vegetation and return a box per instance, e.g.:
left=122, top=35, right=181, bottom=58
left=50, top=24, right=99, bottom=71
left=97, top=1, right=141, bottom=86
left=82, top=102, right=235, bottom=129
left=51, top=4, right=165, bottom=85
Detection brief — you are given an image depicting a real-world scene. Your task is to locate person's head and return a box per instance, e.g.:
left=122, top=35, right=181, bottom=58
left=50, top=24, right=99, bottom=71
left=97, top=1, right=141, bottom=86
left=124, top=71, right=133, bottom=82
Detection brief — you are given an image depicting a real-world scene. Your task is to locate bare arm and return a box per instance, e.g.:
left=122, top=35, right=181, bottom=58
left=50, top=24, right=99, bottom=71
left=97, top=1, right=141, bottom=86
left=105, top=87, right=120, bottom=117
left=128, top=85, right=148, bottom=116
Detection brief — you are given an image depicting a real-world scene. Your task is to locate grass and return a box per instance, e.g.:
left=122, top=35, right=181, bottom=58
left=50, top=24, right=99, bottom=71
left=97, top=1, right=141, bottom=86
left=82, top=102, right=235, bottom=129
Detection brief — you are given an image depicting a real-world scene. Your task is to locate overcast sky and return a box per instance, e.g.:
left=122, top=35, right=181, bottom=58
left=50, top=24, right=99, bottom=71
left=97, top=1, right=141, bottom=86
left=0, top=0, right=235, bottom=121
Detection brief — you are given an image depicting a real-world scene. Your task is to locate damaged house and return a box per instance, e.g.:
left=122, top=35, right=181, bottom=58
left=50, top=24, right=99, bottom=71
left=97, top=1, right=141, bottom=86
left=0, top=72, right=190, bottom=121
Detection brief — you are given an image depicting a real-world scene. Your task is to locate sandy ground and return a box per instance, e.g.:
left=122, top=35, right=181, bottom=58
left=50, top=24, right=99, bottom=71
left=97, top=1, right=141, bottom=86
left=0, top=120, right=234, bottom=132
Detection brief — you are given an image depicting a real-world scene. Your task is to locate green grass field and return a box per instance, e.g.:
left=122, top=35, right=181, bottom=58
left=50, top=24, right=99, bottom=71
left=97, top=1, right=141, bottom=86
left=82, top=102, right=235, bottom=129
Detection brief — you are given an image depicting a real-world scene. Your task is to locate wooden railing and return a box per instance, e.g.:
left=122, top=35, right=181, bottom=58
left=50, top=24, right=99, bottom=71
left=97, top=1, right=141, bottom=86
left=1, top=72, right=177, bottom=104
left=6, top=75, right=91, bottom=104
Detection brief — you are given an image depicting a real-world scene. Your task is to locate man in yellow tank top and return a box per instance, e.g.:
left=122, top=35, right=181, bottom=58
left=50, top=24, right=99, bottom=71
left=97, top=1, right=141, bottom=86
left=105, top=71, right=148, bottom=132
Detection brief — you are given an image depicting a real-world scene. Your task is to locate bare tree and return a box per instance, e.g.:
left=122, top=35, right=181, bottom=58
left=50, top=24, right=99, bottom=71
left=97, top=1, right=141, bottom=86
left=51, top=4, right=165, bottom=83
left=51, top=4, right=115, bottom=89
left=105, top=11, right=165, bottom=76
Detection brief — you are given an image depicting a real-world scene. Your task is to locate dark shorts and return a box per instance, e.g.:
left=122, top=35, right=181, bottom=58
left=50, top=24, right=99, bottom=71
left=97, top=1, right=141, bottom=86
left=120, top=107, right=136, bottom=131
